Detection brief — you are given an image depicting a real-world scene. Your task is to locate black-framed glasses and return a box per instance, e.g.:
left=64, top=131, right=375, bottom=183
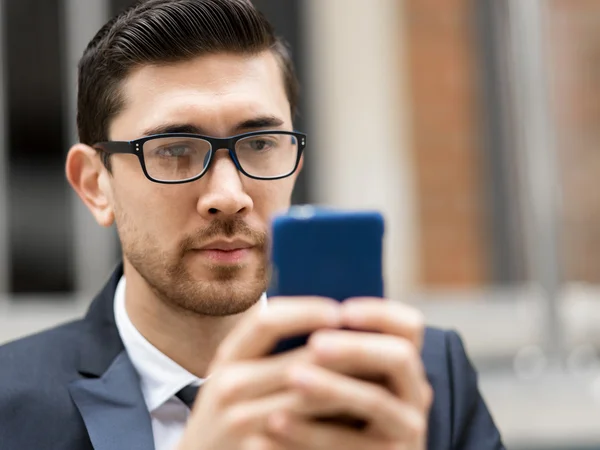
left=93, top=130, right=307, bottom=184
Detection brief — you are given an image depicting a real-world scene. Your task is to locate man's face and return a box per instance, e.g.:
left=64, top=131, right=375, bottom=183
left=106, top=51, right=298, bottom=315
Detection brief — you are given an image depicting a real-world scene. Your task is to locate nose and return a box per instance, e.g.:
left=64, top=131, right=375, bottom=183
left=196, top=149, right=253, bottom=219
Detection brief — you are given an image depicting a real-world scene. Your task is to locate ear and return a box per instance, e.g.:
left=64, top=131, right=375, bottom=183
left=65, top=144, right=115, bottom=227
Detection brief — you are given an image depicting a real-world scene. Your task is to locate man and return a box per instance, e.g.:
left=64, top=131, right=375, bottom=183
left=0, top=1, right=505, bottom=449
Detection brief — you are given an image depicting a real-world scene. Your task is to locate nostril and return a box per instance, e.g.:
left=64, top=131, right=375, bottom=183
left=208, top=208, right=219, bottom=214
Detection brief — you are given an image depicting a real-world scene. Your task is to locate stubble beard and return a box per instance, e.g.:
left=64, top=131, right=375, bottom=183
left=120, top=215, right=269, bottom=317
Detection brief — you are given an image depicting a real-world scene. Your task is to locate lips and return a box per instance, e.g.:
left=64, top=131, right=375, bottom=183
left=198, top=239, right=254, bottom=251
left=193, top=239, right=254, bottom=264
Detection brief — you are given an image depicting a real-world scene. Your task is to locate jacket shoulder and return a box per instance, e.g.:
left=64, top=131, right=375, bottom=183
left=0, top=320, right=94, bottom=448
left=0, top=319, right=89, bottom=403
left=422, top=327, right=505, bottom=449
left=0, top=319, right=87, bottom=377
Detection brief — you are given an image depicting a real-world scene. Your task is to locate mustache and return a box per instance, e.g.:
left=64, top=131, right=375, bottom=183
left=179, top=219, right=268, bottom=252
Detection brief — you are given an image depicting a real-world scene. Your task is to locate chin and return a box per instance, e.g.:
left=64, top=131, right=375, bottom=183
left=162, top=266, right=268, bottom=317
left=175, top=280, right=265, bottom=316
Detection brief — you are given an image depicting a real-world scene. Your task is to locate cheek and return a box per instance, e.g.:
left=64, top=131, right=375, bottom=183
left=247, top=178, right=294, bottom=217
left=112, top=178, right=194, bottom=242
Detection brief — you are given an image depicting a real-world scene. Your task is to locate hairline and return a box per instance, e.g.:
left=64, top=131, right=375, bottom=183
left=102, top=47, right=294, bottom=143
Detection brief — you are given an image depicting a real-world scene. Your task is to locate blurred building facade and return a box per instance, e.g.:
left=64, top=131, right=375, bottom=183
left=407, top=0, right=494, bottom=286
left=406, top=0, right=600, bottom=289
left=5, top=0, right=600, bottom=296
left=548, top=0, right=600, bottom=284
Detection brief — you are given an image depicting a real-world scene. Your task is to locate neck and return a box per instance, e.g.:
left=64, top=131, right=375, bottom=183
left=122, top=264, right=259, bottom=378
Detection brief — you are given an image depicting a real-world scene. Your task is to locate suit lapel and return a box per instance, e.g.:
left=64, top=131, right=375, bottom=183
left=67, top=264, right=155, bottom=450
left=69, top=351, right=155, bottom=450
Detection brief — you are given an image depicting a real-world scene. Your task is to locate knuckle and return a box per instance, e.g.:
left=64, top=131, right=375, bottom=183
left=406, top=414, right=427, bottom=441
left=213, top=368, right=245, bottom=405
left=224, top=407, right=254, bottom=434
left=367, top=383, right=393, bottom=410
left=283, top=364, right=299, bottom=386
left=395, top=339, right=418, bottom=367
left=408, top=310, right=425, bottom=340
left=284, top=362, right=317, bottom=391
left=284, top=362, right=301, bottom=381
left=242, top=436, right=275, bottom=450
left=254, top=312, right=277, bottom=335
left=308, top=329, right=337, bottom=351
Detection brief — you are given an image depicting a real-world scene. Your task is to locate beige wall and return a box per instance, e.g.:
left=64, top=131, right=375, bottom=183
left=64, top=0, right=118, bottom=295
left=305, top=0, right=419, bottom=298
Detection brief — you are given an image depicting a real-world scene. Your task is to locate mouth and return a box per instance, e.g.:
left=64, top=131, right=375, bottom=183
left=198, top=239, right=254, bottom=251
left=193, top=239, right=255, bottom=264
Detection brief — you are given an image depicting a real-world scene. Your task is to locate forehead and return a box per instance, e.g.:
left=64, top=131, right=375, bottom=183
left=109, top=51, right=291, bottom=140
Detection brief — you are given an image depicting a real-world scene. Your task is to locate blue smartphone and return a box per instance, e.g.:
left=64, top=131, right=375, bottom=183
left=268, top=205, right=385, bottom=354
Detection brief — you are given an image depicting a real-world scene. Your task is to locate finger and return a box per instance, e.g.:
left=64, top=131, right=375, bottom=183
left=241, top=435, right=287, bottom=450
left=284, top=363, right=425, bottom=441
left=308, top=330, right=431, bottom=410
left=340, top=298, right=426, bottom=350
left=185, top=391, right=304, bottom=446
left=267, top=413, right=395, bottom=450
left=180, top=434, right=288, bottom=450
left=218, top=390, right=305, bottom=436
left=211, top=297, right=341, bottom=367
left=204, top=348, right=312, bottom=407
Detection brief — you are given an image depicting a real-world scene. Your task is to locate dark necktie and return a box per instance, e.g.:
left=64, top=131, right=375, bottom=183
left=176, top=384, right=200, bottom=409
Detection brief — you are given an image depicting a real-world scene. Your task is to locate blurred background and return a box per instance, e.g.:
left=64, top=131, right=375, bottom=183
left=0, top=0, right=598, bottom=448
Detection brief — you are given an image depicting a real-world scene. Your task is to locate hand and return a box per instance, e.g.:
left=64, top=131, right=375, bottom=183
left=175, top=297, right=342, bottom=450
left=265, top=298, right=433, bottom=450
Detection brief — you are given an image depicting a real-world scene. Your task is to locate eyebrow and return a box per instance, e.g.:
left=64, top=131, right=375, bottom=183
left=141, top=115, right=285, bottom=138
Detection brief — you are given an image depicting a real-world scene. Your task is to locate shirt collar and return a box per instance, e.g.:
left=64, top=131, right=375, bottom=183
left=114, top=275, right=267, bottom=412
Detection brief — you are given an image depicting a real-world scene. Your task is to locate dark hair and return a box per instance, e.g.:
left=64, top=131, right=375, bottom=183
left=77, top=0, right=299, bottom=169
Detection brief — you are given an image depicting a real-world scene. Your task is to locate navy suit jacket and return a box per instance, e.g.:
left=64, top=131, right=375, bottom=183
left=0, top=266, right=505, bottom=449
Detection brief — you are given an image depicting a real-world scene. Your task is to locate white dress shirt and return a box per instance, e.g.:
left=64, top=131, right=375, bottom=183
left=114, top=275, right=267, bottom=450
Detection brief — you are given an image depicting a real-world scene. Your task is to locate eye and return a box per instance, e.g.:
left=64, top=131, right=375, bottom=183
left=155, top=145, right=191, bottom=157
left=244, top=137, right=276, bottom=151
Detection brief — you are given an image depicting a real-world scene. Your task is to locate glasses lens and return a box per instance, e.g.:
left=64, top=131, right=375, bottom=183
left=235, top=133, right=299, bottom=178
left=143, top=137, right=211, bottom=182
